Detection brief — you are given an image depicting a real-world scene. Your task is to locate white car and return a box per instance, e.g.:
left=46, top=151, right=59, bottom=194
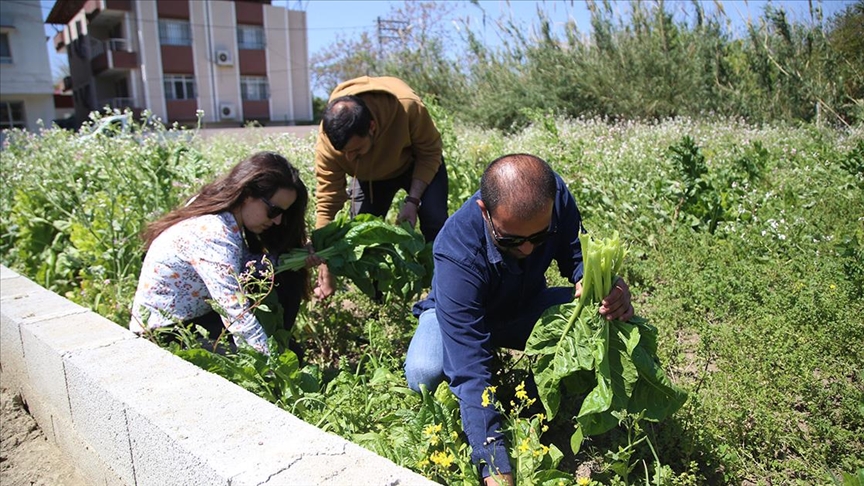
left=79, top=113, right=195, bottom=144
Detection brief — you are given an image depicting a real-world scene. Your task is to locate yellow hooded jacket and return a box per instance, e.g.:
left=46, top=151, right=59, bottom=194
left=313, top=76, right=443, bottom=229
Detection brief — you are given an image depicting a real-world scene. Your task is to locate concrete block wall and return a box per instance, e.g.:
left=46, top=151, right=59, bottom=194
left=0, top=265, right=438, bottom=486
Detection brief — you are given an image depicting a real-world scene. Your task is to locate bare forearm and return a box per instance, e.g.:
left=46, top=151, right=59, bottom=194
left=408, top=179, right=428, bottom=200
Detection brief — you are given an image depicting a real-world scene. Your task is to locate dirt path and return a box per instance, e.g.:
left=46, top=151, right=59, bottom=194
left=0, top=371, right=87, bottom=486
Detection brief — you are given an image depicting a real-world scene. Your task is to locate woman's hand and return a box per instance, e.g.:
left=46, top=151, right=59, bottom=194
left=303, top=244, right=324, bottom=269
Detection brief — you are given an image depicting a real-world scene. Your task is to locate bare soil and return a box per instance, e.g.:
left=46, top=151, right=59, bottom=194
left=0, top=371, right=87, bottom=486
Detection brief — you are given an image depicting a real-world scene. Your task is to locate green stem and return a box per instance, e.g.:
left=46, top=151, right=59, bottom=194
left=274, top=246, right=339, bottom=273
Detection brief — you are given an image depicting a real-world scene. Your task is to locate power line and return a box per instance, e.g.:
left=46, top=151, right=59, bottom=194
left=376, top=17, right=409, bottom=47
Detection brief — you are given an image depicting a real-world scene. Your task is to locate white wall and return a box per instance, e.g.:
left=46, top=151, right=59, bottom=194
left=1, top=264, right=439, bottom=486
left=0, top=0, right=57, bottom=133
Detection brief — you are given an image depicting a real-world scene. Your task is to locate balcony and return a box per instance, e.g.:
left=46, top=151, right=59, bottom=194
left=90, top=38, right=138, bottom=75
left=85, top=0, right=133, bottom=27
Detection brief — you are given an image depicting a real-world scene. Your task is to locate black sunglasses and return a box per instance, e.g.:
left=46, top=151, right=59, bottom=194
left=260, top=196, right=289, bottom=220
left=483, top=208, right=551, bottom=248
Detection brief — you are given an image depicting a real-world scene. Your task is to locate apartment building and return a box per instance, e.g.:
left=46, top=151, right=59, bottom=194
left=46, top=0, right=312, bottom=126
left=0, top=0, right=56, bottom=136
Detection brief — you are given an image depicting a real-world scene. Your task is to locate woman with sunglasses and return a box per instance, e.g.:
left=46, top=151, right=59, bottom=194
left=129, top=151, right=320, bottom=355
left=404, top=153, right=634, bottom=486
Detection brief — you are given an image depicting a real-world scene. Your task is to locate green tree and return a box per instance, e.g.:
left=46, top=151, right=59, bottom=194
left=827, top=0, right=864, bottom=123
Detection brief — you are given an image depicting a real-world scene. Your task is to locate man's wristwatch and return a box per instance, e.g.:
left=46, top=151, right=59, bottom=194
left=404, top=196, right=422, bottom=207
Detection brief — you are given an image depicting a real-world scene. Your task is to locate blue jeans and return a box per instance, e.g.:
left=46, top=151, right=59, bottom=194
left=404, top=286, right=573, bottom=393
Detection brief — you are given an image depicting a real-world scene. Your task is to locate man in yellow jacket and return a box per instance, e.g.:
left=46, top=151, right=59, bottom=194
left=313, top=76, right=448, bottom=299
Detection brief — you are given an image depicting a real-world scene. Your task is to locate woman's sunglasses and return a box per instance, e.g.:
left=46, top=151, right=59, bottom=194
left=483, top=208, right=551, bottom=248
left=260, top=196, right=289, bottom=220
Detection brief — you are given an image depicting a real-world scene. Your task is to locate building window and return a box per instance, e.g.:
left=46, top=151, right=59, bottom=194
left=0, top=101, right=26, bottom=129
left=241, top=76, right=269, bottom=101
left=158, top=19, right=192, bottom=46
left=0, top=33, right=11, bottom=64
left=237, top=25, right=265, bottom=50
left=164, top=75, right=196, bottom=100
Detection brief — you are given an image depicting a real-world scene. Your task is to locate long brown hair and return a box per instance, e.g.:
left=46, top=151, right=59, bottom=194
left=142, top=151, right=311, bottom=296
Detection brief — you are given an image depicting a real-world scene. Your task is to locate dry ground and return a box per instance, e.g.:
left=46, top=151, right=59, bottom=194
left=0, top=370, right=87, bottom=486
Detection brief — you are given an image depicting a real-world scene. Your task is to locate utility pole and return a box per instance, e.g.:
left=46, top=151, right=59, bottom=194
left=376, top=17, right=409, bottom=48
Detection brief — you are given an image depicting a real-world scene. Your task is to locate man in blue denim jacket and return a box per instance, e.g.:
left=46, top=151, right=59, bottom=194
left=406, top=153, right=634, bottom=485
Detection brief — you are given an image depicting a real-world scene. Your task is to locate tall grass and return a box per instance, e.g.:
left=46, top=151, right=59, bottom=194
left=313, top=0, right=864, bottom=130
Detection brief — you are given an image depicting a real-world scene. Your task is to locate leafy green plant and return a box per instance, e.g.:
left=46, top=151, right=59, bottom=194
left=277, top=211, right=432, bottom=302
left=667, top=136, right=768, bottom=234
left=3, top=115, right=861, bottom=485
left=526, top=232, right=687, bottom=455
left=492, top=381, right=574, bottom=485
left=408, top=383, right=478, bottom=486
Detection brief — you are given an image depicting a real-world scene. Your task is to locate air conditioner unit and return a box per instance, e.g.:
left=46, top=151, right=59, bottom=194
left=219, top=103, right=236, bottom=119
left=215, top=49, right=233, bottom=66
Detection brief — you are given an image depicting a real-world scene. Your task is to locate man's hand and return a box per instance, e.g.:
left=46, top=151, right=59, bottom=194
left=314, top=263, right=337, bottom=300
left=600, top=277, right=634, bottom=321
left=396, top=201, right=419, bottom=228
left=574, top=277, right=634, bottom=322
left=484, top=472, right=513, bottom=486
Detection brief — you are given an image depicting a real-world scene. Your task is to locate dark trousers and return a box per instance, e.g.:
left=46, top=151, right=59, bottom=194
left=349, top=160, right=449, bottom=243
left=183, top=269, right=306, bottom=358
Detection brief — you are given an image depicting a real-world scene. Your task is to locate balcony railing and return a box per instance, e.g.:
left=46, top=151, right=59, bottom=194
left=100, top=97, right=135, bottom=110
left=106, top=38, right=129, bottom=52
left=89, top=37, right=130, bottom=60
left=89, top=36, right=137, bottom=75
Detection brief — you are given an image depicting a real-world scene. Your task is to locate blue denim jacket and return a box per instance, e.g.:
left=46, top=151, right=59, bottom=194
left=412, top=173, right=585, bottom=476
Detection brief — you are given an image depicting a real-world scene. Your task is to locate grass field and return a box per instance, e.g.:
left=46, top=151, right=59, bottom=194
left=1, top=113, right=862, bottom=484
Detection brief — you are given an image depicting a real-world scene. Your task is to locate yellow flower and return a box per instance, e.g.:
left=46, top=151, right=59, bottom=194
left=533, top=445, right=549, bottom=457
left=418, top=459, right=430, bottom=468
left=482, top=386, right=497, bottom=407
left=423, top=423, right=442, bottom=436
left=577, top=477, right=591, bottom=486
left=519, top=438, right=530, bottom=453
left=515, top=381, right=529, bottom=401
left=429, top=434, right=439, bottom=446
left=430, top=450, right=455, bottom=468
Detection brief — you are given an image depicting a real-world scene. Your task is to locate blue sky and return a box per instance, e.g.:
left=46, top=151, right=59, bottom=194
left=41, top=0, right=855, bottom=81
left=287, top=0, right=856, bottom=53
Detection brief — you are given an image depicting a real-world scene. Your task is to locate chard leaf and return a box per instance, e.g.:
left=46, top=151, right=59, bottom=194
left=276, top=213, right=432, bottom=301
left=526, top=232, right=688, bottom=446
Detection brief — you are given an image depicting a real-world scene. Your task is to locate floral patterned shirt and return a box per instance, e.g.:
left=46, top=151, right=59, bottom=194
left=129, top=212, right=269, bottom=353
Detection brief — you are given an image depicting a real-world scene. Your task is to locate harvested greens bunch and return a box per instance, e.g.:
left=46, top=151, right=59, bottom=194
left=275, top=212, right=432, bottom=301
left=525, top=232, right=687, bottom=453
